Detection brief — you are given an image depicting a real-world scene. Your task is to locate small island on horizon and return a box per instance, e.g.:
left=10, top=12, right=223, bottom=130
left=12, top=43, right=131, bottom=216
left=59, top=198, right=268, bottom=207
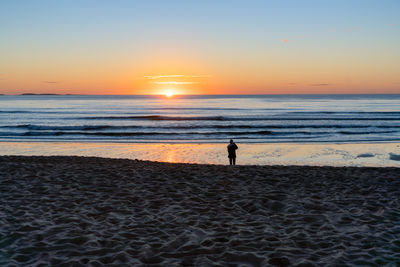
left=21, top=93, right=60, bottom=95
left=19, top=93, right=75, bottom=96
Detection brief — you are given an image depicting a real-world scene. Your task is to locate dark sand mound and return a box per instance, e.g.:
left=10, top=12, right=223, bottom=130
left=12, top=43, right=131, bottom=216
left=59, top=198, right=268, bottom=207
left=1, top=156, right=399, bottom=266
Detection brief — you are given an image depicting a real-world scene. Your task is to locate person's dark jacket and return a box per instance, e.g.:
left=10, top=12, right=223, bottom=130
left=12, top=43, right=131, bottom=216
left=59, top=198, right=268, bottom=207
left=227, top=143, right=238, bottom=158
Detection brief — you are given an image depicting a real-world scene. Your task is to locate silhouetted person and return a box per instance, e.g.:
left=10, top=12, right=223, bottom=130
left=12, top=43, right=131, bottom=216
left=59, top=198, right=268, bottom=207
left=227, top=139, right=238, bottom=165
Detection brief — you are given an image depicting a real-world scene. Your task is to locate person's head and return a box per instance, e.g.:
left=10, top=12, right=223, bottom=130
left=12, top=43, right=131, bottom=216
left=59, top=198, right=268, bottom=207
left=230, top=139, right=233, bottom=144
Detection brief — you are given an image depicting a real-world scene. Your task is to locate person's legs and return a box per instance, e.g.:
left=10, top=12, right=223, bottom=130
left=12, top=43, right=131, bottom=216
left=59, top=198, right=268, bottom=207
left=233, top=157, right=236, bottom=165
left=229, top=157, right=233, bottom=165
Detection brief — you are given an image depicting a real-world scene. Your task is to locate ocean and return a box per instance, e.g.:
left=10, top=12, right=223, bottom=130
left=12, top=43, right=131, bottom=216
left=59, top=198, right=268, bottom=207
left=0, top=94, right=400, bottom=143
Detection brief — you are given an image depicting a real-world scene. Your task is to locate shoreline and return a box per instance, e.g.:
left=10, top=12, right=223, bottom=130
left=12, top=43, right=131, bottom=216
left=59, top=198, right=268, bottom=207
left=1, top=141, right=400, bottom=167
left=3, top=140, right=400, bottom=145
left=1, top=154, right=400, bottom=169
left=1, top=155, right=399, bottom=265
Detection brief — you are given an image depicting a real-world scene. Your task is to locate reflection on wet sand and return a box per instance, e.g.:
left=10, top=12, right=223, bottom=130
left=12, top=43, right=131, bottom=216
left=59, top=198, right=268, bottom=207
left=0, top=142, right=400, bottom=167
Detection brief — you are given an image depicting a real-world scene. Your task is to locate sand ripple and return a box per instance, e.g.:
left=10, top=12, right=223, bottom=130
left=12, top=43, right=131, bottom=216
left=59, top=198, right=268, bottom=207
left=1, top=156, right=400, bottom=266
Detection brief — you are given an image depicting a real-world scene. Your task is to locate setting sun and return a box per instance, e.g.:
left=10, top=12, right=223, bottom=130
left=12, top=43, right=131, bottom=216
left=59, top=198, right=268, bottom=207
left=163, top=89, right=175, bottom=98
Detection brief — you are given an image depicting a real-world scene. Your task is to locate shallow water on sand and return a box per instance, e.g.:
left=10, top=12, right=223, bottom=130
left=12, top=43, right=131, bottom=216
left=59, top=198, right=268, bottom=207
left=1, top=142, right=400, bottom=167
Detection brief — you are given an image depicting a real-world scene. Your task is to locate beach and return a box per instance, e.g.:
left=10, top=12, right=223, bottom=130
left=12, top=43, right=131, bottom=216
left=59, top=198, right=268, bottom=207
left=1, top=155, right=399, bottom=266
left=2, top=0, right=400, bottom=265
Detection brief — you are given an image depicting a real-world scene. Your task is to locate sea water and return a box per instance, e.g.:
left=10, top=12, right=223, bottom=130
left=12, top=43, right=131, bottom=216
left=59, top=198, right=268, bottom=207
left=1, top=94, right=400, bottom=143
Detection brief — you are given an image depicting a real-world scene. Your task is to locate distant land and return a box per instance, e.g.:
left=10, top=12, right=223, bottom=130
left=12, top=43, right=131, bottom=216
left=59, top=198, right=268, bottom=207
left=21, top=93, right=60, bottom=95
left=19, top=93, right=75, bottom=95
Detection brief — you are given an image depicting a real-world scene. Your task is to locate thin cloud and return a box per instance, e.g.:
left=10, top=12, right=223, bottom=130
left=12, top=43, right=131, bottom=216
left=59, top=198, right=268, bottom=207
left=43, top=81, right=59, bottom=84
left=144, top=75, right=185, bottom=80
left=188, top=75, right=212, bottom=78
left=388, top=24, right=393, bottom=27
left=311, top=83, right=330, bottom=86
left=282, top=38, right=288, bottom=43
left=144, top=74, right=211, bottom=86
left=144, top=74, right=211, bottom=80
left=154, top=81, right=199, bottom=85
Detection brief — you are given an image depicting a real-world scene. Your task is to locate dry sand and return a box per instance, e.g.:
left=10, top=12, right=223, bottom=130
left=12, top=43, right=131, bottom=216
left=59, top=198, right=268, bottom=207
left=1, top=156, right=400, bottom=266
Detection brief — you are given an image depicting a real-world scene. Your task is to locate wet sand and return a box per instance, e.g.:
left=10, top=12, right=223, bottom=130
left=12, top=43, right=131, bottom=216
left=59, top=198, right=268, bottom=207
left=1, top=142, right=400, bottom=167
left=1, top=156, right=400, bottom=266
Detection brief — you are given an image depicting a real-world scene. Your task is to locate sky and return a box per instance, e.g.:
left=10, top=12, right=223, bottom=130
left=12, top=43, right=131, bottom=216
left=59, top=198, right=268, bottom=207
left=0, top=0, right=399, bottom=95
